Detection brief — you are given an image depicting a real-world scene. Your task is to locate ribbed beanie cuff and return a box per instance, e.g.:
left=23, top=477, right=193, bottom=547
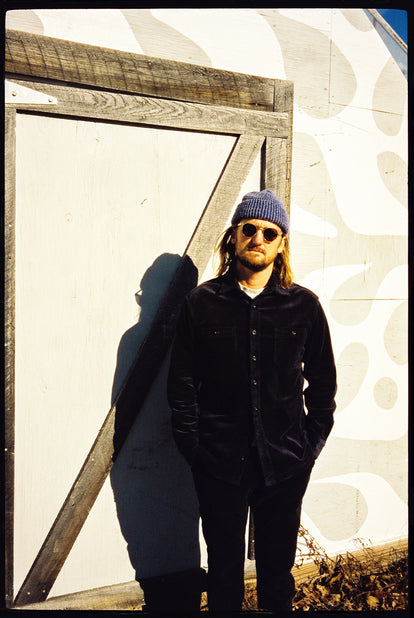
left=231, top=189, right=289, bottom=234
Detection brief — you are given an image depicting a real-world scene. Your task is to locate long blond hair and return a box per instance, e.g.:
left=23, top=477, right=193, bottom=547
left=214, top=226, right=294, bottom=289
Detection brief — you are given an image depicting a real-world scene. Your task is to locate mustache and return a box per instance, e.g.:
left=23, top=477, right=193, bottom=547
left=246, top=244, right=265, bottom=253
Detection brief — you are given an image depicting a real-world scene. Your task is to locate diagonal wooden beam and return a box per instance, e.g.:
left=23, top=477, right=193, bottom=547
left=13, top=133, right=265, bottom=606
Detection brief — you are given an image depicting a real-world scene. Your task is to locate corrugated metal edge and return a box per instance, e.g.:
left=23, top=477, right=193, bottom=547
left=365, top=8, right=407, bottom=80
left=367, top=8, right=407, bottom=52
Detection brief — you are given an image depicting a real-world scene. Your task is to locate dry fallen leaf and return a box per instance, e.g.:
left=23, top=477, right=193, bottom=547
left=242, top=528, right=407, bottom=611
left=367, top=594, right=380, bottom=609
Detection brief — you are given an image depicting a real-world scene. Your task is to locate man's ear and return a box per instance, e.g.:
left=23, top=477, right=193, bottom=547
left=230, top=227, right=236, bottom=245
left=277, top=236, right=286, bottom=253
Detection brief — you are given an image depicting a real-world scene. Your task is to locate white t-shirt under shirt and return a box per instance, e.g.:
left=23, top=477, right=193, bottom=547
left=239, top=282, right=265, bottom=298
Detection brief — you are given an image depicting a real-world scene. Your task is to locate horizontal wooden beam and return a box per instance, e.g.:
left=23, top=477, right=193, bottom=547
left=6, top=78, right=290, bottom=138
left=14, top=580, right=145, bottom=611
left=5, top=29, right=282, bottom=111
left=13, top=133, right=264, bottom=607
left=245, top=537, right=409, bottom=587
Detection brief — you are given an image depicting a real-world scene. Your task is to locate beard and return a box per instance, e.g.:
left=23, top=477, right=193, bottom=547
left=237, top=252, right=272, bottom=272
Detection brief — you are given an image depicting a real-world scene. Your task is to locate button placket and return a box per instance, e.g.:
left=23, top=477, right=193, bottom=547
left=249, top=301, right=261, bottom=433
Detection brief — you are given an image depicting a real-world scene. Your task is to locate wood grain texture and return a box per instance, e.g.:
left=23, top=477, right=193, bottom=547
left=6, top=79, right=289, bottom=138
left=271, top=81, right=294, bottom=212
left=262, top=137, right=288, bottom=207
left=13, top=134, right=264, bottom=606
left=15, top=580, right=145, bottom=611
left=4, top=108, right=16, bottom=609
left=5, top=29, right=281, bottom=111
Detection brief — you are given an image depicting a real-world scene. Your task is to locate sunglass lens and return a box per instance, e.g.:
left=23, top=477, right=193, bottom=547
left=242, top=223, right=256, bottom=237
left=263, top=228, right=278, bottom=242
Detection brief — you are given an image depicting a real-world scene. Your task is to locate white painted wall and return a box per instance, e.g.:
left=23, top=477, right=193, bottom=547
left=13, top=113, right=236, bottom=593
left=7, top=7, right=407, bottom=598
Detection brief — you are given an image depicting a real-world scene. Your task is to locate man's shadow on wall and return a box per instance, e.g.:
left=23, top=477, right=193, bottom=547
left=110, top=253, right=205, bottom=611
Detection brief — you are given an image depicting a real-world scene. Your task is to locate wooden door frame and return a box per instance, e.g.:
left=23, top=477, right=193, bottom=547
left=5, top=29, right=293, bottom=608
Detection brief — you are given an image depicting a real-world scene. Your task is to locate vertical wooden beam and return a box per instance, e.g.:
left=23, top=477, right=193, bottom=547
left=13, top=134, right=264, bottom=606
left=4, top=108, right=17, bottom=608
left=261, top=137, right=288, bottom=206
left=273, top=80, right=294, bottom=209
left=262, top=81, right=294, bottom=211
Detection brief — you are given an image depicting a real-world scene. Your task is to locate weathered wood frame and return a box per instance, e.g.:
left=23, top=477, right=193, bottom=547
left=5, top=29, right=293, bottom=608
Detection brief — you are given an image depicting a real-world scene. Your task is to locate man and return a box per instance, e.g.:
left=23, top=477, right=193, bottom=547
left=167, top=189, right=337, bottom=611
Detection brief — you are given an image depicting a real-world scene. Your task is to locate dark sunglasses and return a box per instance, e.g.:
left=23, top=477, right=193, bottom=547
left=236, top=222, right=284, bottom=243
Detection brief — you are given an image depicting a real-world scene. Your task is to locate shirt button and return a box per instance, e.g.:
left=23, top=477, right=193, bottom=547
left=252, top=355, right=257, bottom=361
left=251, top=329, right=257, bottom=335
left=241, top=456, right=246, bottom=462
left=252, top=304, right=257, bottom=309
left=252, top=379, right=258, bottom=386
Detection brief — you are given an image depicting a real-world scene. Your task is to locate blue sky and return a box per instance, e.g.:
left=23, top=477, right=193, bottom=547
left=376, top=9, right=407, bottom=44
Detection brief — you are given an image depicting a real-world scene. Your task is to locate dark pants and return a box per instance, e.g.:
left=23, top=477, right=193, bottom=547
left=192, top=449, right=313, bottom=611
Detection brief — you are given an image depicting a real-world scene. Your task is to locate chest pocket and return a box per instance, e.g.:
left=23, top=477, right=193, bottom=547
left=199, top=326, right=238, bottom=360
left=274, top=326, right=307, bottom=367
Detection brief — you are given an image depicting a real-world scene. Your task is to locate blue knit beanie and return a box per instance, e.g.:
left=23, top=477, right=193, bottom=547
left=231, top=190, right=289, bottom=234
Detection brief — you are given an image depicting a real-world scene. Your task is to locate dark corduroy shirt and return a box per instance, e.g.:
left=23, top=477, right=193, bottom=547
left=167, top=270, right=337, bottom=486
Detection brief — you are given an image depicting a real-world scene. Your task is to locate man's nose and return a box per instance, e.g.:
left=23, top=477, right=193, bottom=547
left=250, top=229, right=264, bottom=244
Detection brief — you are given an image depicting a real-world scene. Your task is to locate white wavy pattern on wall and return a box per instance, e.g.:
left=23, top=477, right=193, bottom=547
left=7, top=7, right=407, bottom=554
left=301, top=473, right=408, bottom=555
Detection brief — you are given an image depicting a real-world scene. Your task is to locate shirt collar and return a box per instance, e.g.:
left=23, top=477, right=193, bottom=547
left=216, top=267, right=291, bottom=297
